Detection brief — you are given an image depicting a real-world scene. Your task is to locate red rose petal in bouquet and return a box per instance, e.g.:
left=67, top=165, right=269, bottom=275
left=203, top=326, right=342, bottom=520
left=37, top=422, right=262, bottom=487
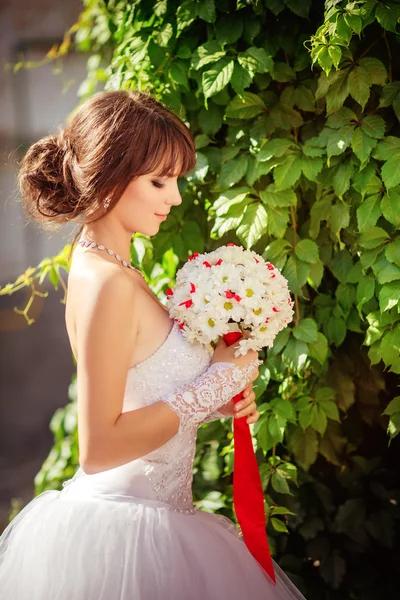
left=179, top=299, right=193, bottom=309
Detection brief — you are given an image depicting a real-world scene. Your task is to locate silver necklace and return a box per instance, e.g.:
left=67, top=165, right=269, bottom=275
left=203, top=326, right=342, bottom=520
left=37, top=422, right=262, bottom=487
left=78, top=238, right=144, bottom=278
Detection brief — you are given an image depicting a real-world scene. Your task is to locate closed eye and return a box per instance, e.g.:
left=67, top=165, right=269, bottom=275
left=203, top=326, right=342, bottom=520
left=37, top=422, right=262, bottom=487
left=152, top=181, right=165, bottom=188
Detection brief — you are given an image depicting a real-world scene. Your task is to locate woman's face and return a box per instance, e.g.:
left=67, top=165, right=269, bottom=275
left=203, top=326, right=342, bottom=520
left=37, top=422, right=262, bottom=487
left=112, top=171, right=183, bottom=236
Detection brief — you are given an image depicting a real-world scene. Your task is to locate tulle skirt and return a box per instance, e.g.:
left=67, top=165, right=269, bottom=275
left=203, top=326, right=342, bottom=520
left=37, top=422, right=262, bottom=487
left=0, top=486, right=306, bottom=599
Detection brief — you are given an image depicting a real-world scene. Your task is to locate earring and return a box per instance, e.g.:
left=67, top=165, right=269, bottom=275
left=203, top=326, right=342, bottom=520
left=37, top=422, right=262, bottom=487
left=104, top=196, right=112, bottom=211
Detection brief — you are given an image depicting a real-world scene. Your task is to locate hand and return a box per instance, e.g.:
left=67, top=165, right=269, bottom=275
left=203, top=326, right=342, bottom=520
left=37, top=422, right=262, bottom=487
left=218, top=382, right=260, bottom=424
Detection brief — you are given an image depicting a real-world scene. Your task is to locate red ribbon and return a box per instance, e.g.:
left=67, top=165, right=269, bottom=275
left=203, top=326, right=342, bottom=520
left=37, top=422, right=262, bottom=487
left=223, top=330, right=276, bottom=584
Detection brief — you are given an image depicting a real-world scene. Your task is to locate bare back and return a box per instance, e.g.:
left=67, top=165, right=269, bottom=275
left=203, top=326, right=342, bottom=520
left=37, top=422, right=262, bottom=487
left=65, top=246, right=174, bottom=372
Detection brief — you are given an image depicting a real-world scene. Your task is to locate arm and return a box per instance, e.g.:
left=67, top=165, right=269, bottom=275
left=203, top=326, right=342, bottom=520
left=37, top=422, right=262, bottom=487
left=75, top=268, right=260, bottom=474
left=85, top=358, right=261, bottom=474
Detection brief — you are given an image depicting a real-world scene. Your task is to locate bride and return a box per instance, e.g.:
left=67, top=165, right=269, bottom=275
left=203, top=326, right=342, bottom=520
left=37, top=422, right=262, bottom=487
left=0, top=89, right=306, bottom=599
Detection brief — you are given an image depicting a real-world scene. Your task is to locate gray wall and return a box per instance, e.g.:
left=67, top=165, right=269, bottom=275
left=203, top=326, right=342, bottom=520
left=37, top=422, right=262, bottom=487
left=0, top=0, right=87, bottom=529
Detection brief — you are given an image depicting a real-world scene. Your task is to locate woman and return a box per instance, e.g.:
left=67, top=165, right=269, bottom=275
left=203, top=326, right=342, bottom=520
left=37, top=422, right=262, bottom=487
left=0, top=90, right=306, bottom=599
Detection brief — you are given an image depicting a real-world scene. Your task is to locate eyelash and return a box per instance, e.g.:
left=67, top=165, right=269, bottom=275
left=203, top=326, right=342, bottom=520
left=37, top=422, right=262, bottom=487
left=152, top=181, right=165, bottom=189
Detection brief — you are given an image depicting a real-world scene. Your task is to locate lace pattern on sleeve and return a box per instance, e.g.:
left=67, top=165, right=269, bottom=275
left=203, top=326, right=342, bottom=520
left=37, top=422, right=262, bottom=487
left=161, top=359, right=262, bottom=433
left=199, top=408, right=226, bottom=425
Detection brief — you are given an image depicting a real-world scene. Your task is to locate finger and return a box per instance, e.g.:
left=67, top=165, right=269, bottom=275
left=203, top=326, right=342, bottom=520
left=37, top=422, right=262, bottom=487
left=235, top=401, right=257, bottom=418
left=246, top=410, right=260, bottom=424
left=235, top=390, right=255, bottom=411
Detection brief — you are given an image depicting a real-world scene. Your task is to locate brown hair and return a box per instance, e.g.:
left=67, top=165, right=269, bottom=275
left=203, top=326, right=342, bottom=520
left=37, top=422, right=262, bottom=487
left=18, top=90, right=197, bottom=259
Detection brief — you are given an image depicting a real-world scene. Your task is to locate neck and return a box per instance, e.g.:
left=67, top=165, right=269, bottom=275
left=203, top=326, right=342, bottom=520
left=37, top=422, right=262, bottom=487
left=80, top=223, right=132, bottom=265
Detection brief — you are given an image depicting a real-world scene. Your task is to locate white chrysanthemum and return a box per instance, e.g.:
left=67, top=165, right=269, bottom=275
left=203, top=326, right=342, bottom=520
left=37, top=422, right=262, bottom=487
left=167, top=244, right=294, bottom=353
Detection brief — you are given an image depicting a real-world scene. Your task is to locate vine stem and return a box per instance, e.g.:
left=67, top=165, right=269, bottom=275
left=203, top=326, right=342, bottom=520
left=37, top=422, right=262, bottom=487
left=57, top=270, right=68, bottom=305
left=357, top=35, right=381, bottom=61
left=383, top=31, right=392, bottom=83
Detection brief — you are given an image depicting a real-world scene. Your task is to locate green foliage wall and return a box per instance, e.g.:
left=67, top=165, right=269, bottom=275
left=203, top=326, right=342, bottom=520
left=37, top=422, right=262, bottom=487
left=3, top=1, right=400, bottom=598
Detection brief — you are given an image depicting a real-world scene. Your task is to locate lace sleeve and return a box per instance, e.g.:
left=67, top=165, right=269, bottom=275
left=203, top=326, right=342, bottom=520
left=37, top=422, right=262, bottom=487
left=161, top=359, right=262, bottom=433
left=199, top=408, right=227, bottom=425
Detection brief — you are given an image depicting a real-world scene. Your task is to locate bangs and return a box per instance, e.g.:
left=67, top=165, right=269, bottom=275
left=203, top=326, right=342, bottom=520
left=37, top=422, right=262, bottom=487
left=140, top=115, right=197, bottom=179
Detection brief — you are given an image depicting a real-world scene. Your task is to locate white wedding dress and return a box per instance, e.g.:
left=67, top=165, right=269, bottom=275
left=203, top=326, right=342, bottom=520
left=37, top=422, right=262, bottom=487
left=0, top=320, right=306, bottom=599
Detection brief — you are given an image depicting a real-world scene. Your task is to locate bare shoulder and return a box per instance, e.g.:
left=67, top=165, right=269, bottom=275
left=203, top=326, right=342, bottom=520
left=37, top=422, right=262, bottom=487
left=66, top=250, right=140, bottom=358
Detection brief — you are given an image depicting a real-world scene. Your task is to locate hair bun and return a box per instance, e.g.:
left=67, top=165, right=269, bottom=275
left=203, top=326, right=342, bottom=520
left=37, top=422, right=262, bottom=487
left=18, top=130, right=81, bottom=226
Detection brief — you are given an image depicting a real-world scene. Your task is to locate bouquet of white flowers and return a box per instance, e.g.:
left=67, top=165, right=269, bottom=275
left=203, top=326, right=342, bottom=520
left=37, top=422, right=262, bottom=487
left=165, top=243, right=294, bottom=584
left=166, top=243, right=294, bottom=354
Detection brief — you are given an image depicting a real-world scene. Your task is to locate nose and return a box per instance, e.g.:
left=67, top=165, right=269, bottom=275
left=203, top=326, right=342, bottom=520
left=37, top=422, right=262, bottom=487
left=169, top=182, right=183, bottom=206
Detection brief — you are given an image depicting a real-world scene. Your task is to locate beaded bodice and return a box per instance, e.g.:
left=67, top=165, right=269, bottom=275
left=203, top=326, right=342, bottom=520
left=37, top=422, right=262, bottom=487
left=62, top=320, right=215, bottom=515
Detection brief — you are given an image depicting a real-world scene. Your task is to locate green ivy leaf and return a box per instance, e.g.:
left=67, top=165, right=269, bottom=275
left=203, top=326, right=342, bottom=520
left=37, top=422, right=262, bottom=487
left=212, top=186, right=251, bottom=215
left=260, top=184, right=297, bottom=207
left=332, top=160, right=355, bottom=198
left=202, top=58, right=234, bottom=102
left=326, top=316, right=347, bottom=346
left=373, top=136, right=400, bottom=161
left=308, top=331, right=328, bottom=364
left=376, top=262, right=400, bottom=285
left=326, top=124, right=354, bottom=161
left=356, top=193, right=382, bottom=231
left=351, top=128, right=377, bottom=165
left=281, top=338, right=309, bottom=371
left=326, top=68, right=350, bottom=115
left=217, top=154, right=248, bottom=188
left=258, top=139, right=295, bottom=160
left=215, top=13, right=243, bottom=45
left=266, top=206, right=290, bottom=238
left=282, top=255, right=310, bottom=295
left=348, top=65, right=372, bottom=110
left=379, top=282, right=400, bottom=312
left=317, top=46, right=333, bottom=75
left=239, top=47, right=274, bottom=74
left=236, top=202, right=268, bottom=248
left=381, top=187, right=400, bottom=227
left=287, top=427, right=318, bottom=471
left=270, top=517, right=289, bottom=533
left=271, top=61, right=296, bottom=82
left=263, top=239, right=292, bottom=269
left=273, top=153, right=302, bottom=189
left=196, top=0, right=216, bottom=23
left=328, top=45, right=342, bottom=69
left=271, top=472, right=291, bottom=495
left=191, top=40, right=226, bottom=70
left=375, top=3, right=400, bottom=33
left=359, top=57, right=387, bottom=86
left=311, top=405, right=328, bottom=435
left=293, top=318, right=318, bottom=343
left=361, top=115, right=386, bottom=139
left=357, top=277, right=375, bottom=314
left=225, top=91, right=266, bottom=119
left=383, top=396, right=400, bottom=416
left=358, top=226, right=390, bottom=249
left=326, top=107, right=357, bottom=129
left=385, top=238, right=400, bottom=266
left=302, top=156, right=324, bottom=182
left=230, top=63, right=253, bottom=95
left=330, top=202, right=350, bottom=240
left=271, top=398, right=295, bottom=420
left=295, top=239, right=319, bottom=264
left=310, top=197, right=332, bottom=239
left=381, top=157, right=400, bottom=189
left=344, top=13, right=362, bottom=35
